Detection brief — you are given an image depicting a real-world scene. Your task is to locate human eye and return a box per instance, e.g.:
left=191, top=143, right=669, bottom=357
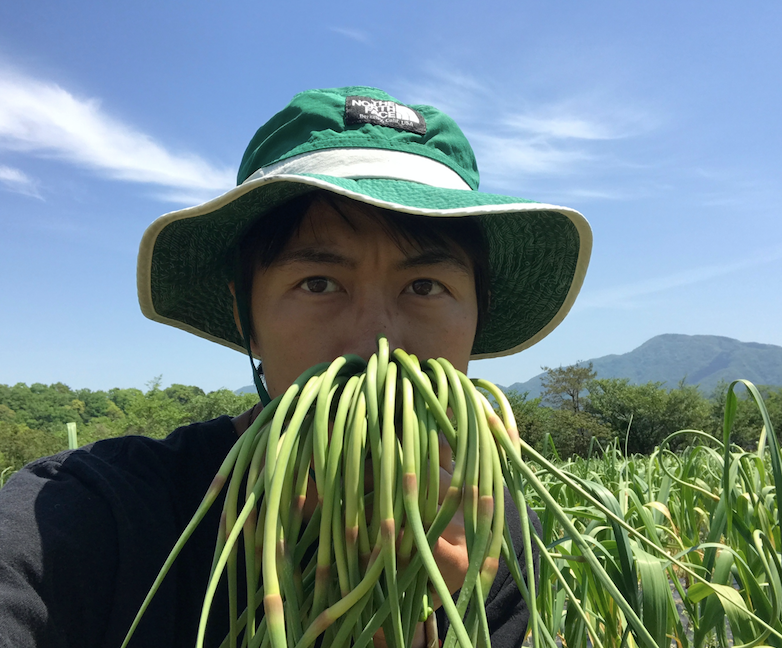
left=404, top=278, right=446, bottom=296
left=299, top=276, right=340, bottom=294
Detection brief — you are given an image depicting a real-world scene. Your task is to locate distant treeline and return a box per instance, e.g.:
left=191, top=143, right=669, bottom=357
left=2, top=366, right=781, bottom=485
left=0, top=379, right=257, bottom=482
left=503, top=364, right=782, bottom=459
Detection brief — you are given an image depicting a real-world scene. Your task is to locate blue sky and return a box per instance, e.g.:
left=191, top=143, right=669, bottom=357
left=1, top=1, right=780, bottom=393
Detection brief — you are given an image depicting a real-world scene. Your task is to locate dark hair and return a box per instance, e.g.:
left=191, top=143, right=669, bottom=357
left=235, top=190, right=491, bottom=343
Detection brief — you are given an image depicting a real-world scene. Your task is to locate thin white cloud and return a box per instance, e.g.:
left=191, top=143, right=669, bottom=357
left=395, top=67, right=654, bottom=190
left=0, top=67, right=234, bottom=203
left=0, top=164, right=41, bottom=198
left=501, top=114, right=621, bottom=141
left=469, top=132, right=592, bottom=177
left=578, top=246, right=782, bottom=310
left=560, top=188, right=630, bottom=201
left=540, top=186, right=633, bottom=202
left=396, top=69, right=490, bottom=122
left=330, top=27, right=371, bottom=44
left=501, top=96, right=655, bottom=142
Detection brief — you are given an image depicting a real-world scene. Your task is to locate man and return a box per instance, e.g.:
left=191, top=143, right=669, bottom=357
left=0, top=86, right=592, bottom=647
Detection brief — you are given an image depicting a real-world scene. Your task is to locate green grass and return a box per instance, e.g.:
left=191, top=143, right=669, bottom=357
left=523, top=379, right=781, bottom=648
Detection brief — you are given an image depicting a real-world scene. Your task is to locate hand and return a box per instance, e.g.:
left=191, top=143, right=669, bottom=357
left=372, top=623, right=427, bottom=648
left=372, top=433, right=470, bottom=607
left=429, top=432, right=469, bottom=607
left=373, top=435, right=468, bottom=648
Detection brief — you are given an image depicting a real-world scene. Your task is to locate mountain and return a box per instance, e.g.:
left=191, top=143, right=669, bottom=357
left=505, top=334, right=782, bottom=398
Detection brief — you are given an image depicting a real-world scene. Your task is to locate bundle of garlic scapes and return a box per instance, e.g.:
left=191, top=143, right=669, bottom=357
left=122, top=336, right=539, bottom=648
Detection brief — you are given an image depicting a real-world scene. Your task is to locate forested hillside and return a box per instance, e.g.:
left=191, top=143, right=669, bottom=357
left=508, top=334, right=782, bottom=397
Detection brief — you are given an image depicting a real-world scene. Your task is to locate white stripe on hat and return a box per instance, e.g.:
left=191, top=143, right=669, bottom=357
left=242, top=148, right=472, bottom=191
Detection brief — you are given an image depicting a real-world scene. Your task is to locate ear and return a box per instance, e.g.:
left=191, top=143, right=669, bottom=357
left=229, top=281, right=262, bottom=357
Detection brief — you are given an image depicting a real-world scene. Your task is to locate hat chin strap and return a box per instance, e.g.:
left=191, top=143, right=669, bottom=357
left=242, top=148, right=472, bottom=191
left=233, top=257, right=272, bottom=407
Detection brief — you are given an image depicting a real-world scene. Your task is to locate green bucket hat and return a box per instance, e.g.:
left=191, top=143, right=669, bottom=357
left=138, top=85, right=592, bottom=366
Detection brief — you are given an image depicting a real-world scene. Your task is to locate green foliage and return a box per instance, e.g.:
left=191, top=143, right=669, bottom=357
left=503, top=389, right=548, bottom=448
left=587, top=378, right=711, bottom=454
left=164, top=383, right=206, bottom=406
left=544, top=409, right=613, bottom=458
left=534, top=363, right=613, bottom=457
left=0, top=382, right=84, bottom=432
left=476, top=377, right=782, bottom=647
left=108, top=387, right=145, bottom=413
left=2, top=366, right=778, bottom=483
left=512, top=362, right=780, bottom=459
left=0, top=420, right=67, bottom=472
left=123, top=384, right=190, bottom=439
left=708, top=380, right=782, bottom=449
left=4, top=368, right=782, bottom=646
left=0, top=381, right=259, bottom=482
left=184, top=389, right=258, bottom=423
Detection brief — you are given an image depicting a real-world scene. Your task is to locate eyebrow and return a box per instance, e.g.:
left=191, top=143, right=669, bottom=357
left=273, top=248, right=354, bottom=268
left=272, top=246, right=471, bottom=274
left=397, top=249, right=472, bottom=274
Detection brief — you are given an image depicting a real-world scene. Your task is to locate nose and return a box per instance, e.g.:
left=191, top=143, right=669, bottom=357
left=340, top=288, right=402, bottom=361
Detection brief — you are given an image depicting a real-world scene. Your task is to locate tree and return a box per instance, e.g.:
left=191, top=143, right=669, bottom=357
left=543, top=409, right=612, bottom=458
left=74, top=388, right=116, bottom=422
left=502, top=390, right=549, bottom=450
left=709, top=381, right=782, bottom=449
left=184, top=389, right=258, bottom=423
left=0, top=382, right=78, bottom=432
left=108, top=387, right=144, bottom=413
left=535, top=363, right=612, bottom=458
left=0, top=421, right=66, bottom=472
left=0, top=405, right=15, bottom=423
left=587, top=378, right=710, bottom=454
left=123, top=385, right=188, bottom=439
left=164, top=384, right=206, bottom=406
left=0, top=381, right=263, bottom=479
left=540, top=362, right=597, bottom=413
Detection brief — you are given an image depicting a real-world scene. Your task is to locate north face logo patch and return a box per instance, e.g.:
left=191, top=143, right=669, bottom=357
left=345, top=96, right=426, bottom=135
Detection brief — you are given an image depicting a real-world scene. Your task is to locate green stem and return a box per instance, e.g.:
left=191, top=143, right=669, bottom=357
left=400, top=367, right=472, bottom=648
left=380, top=362, right=405, bottom=648
left=310, top=374, right=360, bottom=624
left=263, top=375, right=324, bottom=648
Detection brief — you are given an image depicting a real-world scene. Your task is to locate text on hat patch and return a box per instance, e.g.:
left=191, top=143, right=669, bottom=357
left=345, top=96, right=426, bottom=135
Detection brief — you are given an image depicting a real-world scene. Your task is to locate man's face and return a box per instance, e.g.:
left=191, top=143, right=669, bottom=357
left=245, top=197, right=479, bottom=399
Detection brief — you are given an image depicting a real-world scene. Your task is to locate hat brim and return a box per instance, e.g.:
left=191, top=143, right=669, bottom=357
left=138, top=174, right=592, bottom=360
